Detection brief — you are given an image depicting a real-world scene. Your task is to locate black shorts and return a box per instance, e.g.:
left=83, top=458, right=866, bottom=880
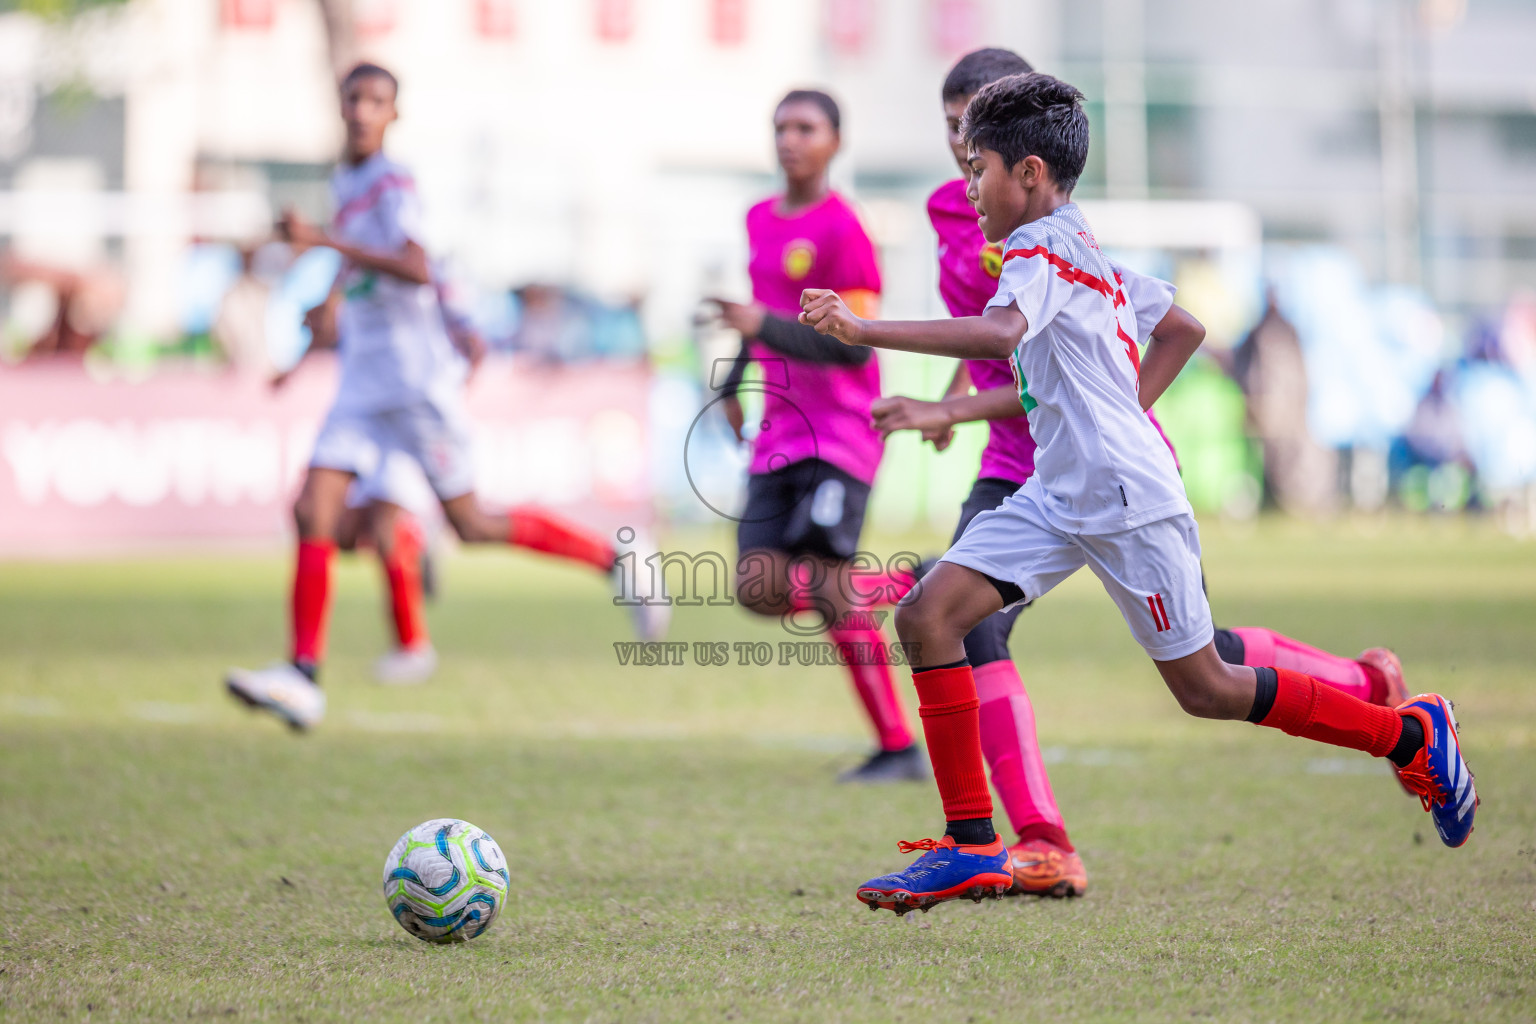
left=737, top=458, right=871, bottom=561
left=950, top=477, right=1022, bottom=545
left=952, top=477, right=1028, bottom=608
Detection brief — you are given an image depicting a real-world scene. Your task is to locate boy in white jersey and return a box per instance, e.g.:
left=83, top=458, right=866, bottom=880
left=226, top=63, right=665, bottom=730
left=800, top=73, right=1476, bottom=915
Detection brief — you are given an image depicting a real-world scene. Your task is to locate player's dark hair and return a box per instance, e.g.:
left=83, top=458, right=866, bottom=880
left=341, top=62, right=398, bottom=98
left=961, top=72, right=1088, bottom=193
left=941, top=47, right=1033, bottom=102
left=777, top=89, right=840, bottom=133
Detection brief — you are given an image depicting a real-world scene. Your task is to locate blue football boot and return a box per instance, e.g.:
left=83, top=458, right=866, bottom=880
left=1394, top=694, right=1478, bottom=848
left=856, top=835, right=1012, bottom=915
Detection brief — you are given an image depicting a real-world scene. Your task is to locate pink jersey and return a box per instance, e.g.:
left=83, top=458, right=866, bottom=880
left=927, top=179, right=1178, bottom=483
left=745, top=192, right=884, bottom=484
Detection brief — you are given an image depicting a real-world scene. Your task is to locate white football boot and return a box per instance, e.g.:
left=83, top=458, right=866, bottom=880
left=225, top=662, right=325, bottom=731
left=374, top=644, right=438, bottom=685
left=611, top=530, right=671, bottom=642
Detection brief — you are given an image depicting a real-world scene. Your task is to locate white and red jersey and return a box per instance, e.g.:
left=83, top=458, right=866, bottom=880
left=985, top=203, right=1189, bottom=534
left=329, top=153, right=465, bottom=414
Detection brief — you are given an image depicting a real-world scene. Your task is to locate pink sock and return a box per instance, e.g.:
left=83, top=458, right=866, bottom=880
left=853, top=569, right=919, bottom=606
left=1230, top=627, right=1372, bottom=702
left=829, top=626, right=914, bottom=752
left=974, top=659, right=1070, bottom=848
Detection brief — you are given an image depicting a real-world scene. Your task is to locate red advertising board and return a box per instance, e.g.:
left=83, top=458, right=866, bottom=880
left=0, top=359, right=652, bottom=556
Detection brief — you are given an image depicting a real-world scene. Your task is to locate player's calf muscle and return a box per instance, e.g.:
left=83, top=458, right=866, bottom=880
left=1155, top=649, right=1255, bottom=720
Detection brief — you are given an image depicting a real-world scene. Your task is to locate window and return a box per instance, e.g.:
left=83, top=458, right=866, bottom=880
left=596, top=0, right=635, bottom=42
left=476, top=0, right=516, bottom=39
left=928, top=0, right=981, bottom=56
left=220, top=0, right=275, bottom=30
left=826, top=0, right=874, bottom=55
left=710, top=0, right=746, bottom=46
left=355, top=0, right=398, bottom=38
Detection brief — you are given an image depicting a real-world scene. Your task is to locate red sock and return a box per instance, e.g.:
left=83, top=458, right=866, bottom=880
left=830, top=626, right=913, bottom=752
left=291, top=539, right=335, bottom=666
left=1258, top=668, right=1403, bottom=756
left=1232, top=627, right=1372, bottom=702
left=913, top=664, right=993, bottom=822
left=381, top=517, right=428, bottom=651
left=507, top=507, right=615, bottom=573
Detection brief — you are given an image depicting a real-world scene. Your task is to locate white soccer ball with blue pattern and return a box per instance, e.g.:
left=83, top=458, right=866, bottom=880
left=382, top=818, right=509, bottom=943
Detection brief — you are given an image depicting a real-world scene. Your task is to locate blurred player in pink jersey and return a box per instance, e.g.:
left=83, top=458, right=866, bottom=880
left=225, top=63, right=666, bottom=730
left=869, top=49, right=1411, bottom=896
left=710, top=90, right=922, bottom=783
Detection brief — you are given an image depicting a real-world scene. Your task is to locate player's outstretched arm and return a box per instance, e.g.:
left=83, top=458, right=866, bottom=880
left=1137, top=303, right=1206, bottom=410
left=799, top=288, right=1024, bottom=360
left=938, top=385, right=1028, bottom=425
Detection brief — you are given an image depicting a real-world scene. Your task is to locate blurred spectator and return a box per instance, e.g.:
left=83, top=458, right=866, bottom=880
left=1392, top=370, right=1473, bottom=512
left=2, top=253, right=125, bottom=360
left=1497, top=293, right=1536, bottom=392
left=503, top=283, right=645, bottom=364
left=1231, top=292, right=1337, bottom=516
left=1449, top=298, right=1536, bottom=511
left=210, top=245, right=277, bottom=375
left=1397, top=370, right=1466, bottom=470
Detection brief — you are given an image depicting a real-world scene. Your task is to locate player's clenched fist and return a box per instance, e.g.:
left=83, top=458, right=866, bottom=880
left=799, top=288, right=865, bottom=345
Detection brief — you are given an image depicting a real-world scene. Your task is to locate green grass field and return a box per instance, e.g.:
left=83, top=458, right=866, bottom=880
left=2, top=518, right=1534, bottom=1022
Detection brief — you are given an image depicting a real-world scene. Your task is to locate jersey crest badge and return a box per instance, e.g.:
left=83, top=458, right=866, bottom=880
left=979, top=241, right=1004, bottom=280
left=783, top=239, right=817, bottom=281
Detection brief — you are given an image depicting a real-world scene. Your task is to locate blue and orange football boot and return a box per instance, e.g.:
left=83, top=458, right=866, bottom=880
left=1393, top=694, right=1478, bottom=848
left=856, top=835, right=1012, bottom=915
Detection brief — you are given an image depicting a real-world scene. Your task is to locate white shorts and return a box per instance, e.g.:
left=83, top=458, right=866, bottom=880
left=940, top=488, right=1214, bottom=661
left=345, top=449, right=439, bottom=514
left=311, top=401, right=475, bottom=502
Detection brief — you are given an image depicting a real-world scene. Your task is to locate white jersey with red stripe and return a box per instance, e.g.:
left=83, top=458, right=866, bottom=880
left=984, top=203, right=1190, bottom=535
left=329, top=152, right=465, bottom=414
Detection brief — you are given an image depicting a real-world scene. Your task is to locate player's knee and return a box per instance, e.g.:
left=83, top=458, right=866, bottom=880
left=444, top=514, right=476, bottom=543
left=292, top=494, right=318, bottom=537
left=894, top=594, right=958, bottom=647
left=733, top=572, right=782, bottom=617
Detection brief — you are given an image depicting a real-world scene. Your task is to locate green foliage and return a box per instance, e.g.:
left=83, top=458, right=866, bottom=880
left=1, top=521, right=1533, bottom=1021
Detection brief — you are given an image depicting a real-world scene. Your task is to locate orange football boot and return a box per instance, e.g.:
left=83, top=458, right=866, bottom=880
left=1006, top=838, right=1087, bottom=898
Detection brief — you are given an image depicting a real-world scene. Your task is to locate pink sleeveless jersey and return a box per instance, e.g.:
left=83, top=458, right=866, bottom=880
left=745, top=192, right=884, bottom=485
left=927, top=179, right=1177, bottom=484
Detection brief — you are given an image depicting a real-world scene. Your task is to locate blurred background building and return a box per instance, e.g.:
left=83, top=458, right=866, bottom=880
left=2, top=0, right=1535, bottom=548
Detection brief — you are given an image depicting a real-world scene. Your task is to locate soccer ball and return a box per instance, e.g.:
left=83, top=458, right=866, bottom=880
left=382, top=818, right=509, bottom=943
